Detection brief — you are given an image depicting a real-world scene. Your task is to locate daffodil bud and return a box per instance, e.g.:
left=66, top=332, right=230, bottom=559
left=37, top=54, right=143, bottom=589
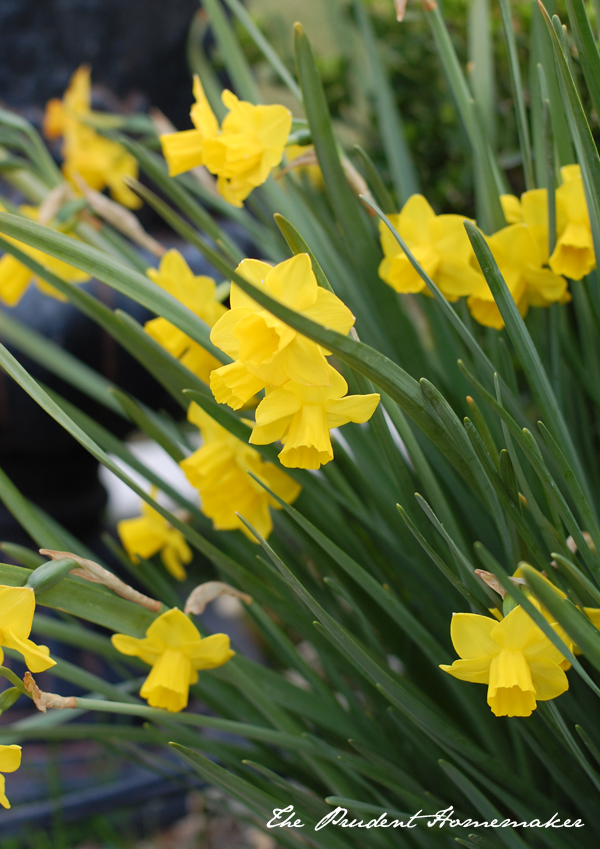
left=25, top=558, right=76, bottom=593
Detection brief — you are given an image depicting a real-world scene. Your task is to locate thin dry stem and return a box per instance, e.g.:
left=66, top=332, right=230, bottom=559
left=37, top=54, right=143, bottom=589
left=185, top=581, right=252, bottom=616
left=23, top=672, right=76, bottom=713
left=38, top=183, right=73, bottom=225
left=39, top=549, right=161, bottom=612
left=71, top=172, right=165, bottom=257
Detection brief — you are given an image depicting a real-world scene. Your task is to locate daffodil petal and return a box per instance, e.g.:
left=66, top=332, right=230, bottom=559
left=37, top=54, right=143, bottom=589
left=529, top=657, right=569, bottom=701
left=439, top=657, right=490, bottom=684
left=146, top=608, right=201, bottom=648
left=186, top=633, right=235, bottom=669
left=0, top=746, right=21, bottom=774
left=449, top=612, right=498, bottom=659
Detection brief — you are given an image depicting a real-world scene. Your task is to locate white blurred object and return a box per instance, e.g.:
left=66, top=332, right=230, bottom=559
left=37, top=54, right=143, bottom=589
left=99, top=438, right=198, bottom=524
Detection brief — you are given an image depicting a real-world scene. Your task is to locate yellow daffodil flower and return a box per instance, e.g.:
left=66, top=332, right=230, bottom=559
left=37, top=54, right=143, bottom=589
left=144, top=249, right=227, bottom=383
left=467, top=220, right=567, bottom=330
left=378, top=194, right=483, bottom=301
left=440, top=605, right=569, bottom=717
left=117, top=496, right=192, bottom=581
left=0, top=205, right=90, bottom=307
left=249, top=365, right=380, bottom=469
left=0, top=746, right=21, bottom=809
left=180, top=403, right=300, bottom=540
left=210, top=253, right=355, bottom=406
left=112, top=608, right=234, bottom=712
left=550, top=165, right=595, bottom=280
left=161, top=76, right=292, bottom=207
left=0, top=586, right=55, bottom=673
left=44, top=65, right=141, bottom=209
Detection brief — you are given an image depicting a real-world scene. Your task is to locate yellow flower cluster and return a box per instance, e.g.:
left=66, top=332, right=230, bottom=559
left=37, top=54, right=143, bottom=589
left=112, top=607, right=233, bottom=712
left=209, top=254, right=380, bottom=470
left=160, top=76, right=292, bottom=207
left=180, top=402, right=300, bottom=540
left=379, top=165, right=593, bottom=330
left=0, top=204, right=90, bottom=307
left=144, top=249, right=226, bottom=384
left=117, top=494, right=192, bottom=581
left=44, top=66, right=141, bottom=209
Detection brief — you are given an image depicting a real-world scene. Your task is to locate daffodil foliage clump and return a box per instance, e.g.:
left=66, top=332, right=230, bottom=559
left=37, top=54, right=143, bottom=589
left=0, top=0, right=600, bottom=843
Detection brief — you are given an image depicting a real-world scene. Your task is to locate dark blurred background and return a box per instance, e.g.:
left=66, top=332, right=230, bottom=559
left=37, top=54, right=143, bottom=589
left=0, top=0, right=199, bottom=128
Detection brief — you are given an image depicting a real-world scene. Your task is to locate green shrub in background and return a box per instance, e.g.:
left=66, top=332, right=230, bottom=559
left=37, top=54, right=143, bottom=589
left=0, top=0, right=598, bottom=845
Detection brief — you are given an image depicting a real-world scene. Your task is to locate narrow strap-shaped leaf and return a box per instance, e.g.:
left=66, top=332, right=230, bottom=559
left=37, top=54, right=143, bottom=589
left=538, top=420, right=600, bottom=556
left=423, top=4, right=506, bottom=232
left=246, top=471, right=447, bottom=665
left=521, top=564, right=600, bottom=676
left=397, top=505, right=490, bottom=614
left=467, top=0, right=496, bottom=148
left=540, top=701, right=600, bottom=794
left=186, top=9, right=227, bottom=120
left=439, top=760, right=530, bottom=849
left=0, top=465, right=70, bottom=551
left=551, top=552, right=600, bottom=606
left=0, top=215, right=227, bottom=363
left=221, top=0, right=302, bottom=102
left=353, top=0, right=419, bottom=203
left=563, top=0, right=600, bottom=120
left=464, top=220, right=593, bottom=509
left=201, top=0, right=260, bottom=104
left=352, top=145, right=396, bottom=215
left=497, top=0, right=534, bottom=189
left=294, top=23, right=381, bottom=280
left=0, top=308, right=124, bottom=416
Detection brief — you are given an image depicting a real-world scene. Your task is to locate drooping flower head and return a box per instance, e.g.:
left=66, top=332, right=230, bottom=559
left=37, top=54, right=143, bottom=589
left=440, top=605, right=569, bottom=717
left=0, top=205, right=90, bottom=307
left=44, top=65, right=141, bottom=209
left=250, top=365, right=380, bottom=469
left=118, top=494, right=192, bottom=581
left=112, top=608, right=234, bottom=712
left=550, top=164, right=595, bottom=280
left=210, top=253, right=355, bottom=407
left=0, top=586, right=56, bottom=673
left=180, top=403, right=301, bottom=540
left=144, top=249, right=227, bottom=383
left=378, top=194, right=483, bottom=300
left=0, top=746, right=21, bottom=809
left=161, top=76, right=292, bottom=207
